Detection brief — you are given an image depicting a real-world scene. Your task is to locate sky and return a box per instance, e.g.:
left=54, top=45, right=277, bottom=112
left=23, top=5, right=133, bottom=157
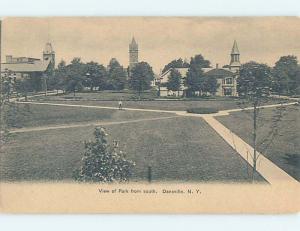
left=1, top=17, right=300, bottom=73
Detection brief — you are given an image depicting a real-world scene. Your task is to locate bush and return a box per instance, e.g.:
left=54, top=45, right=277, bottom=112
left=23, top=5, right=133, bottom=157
left=186, top=107, right=218, bottom=114
left=73, top=127, right=135, bottom=183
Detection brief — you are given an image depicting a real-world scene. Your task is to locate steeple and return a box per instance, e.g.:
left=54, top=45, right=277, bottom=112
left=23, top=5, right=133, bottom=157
left=231, top=40, right=239, bottom=54
left=229, top=40, right=240, bottom=71
left=43, top=42, right=55, bottom=68
left=129, top=37, right=138, bottom=70
left=129, top=37, right=138, bottom=51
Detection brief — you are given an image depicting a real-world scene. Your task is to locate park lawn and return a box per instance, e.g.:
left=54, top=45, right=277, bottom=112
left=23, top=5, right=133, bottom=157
left=6, top=103, right=170, bottom=128
left=1, top=116, right=264, bottom=183
left=33, top=90, right=158, bottom=101
left=34, top=93, right=290, bottom=111
left=37, top=99, right=247, bottom=111
left=216, top=104, right=300, bottom=181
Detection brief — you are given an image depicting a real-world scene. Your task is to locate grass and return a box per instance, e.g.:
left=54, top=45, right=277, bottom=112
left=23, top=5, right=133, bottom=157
left=33, top=92, right=290, bottom=111
left=216, top=104, right=300, bottom=181
left=5, top=103, right=169, bottom=128
left=36, top=99, right=246, bottom=111
left=33, top=90, right=158, bottom=101
left=1, top=115, right=264, bottom=182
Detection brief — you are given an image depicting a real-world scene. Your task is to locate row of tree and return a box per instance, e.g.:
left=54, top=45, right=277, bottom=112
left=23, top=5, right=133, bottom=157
left=4, top=54, right=300, bottom=99
left=48, top=58, right=154, bottom=96
left=3, top=57, right=154, bottom=98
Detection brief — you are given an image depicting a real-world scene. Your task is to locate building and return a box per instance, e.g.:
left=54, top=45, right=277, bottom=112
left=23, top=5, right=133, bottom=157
left=129, top=37, right=138, bottom=70
left=1, top=42, right=55, bottom=80
left=157, top=40, right=241, bottom=97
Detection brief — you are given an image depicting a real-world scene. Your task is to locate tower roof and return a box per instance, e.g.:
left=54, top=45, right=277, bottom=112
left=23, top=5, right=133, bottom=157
left=231, top=40, right=239, bottom=54
left=129, top=37, right=138, bottom=50
left=44, top=42, right=54, bottom=54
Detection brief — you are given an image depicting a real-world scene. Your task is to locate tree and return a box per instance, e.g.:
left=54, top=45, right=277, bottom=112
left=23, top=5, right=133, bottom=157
left=129, top=62, right=154, bottom=98
left=107, top=58, right=127, bottom=90
left=162, top=58, right=189, bottom=74
left=273, top=55, right=299, bottom=95
left=166, top=69, right=182, bottom=95
left=186, top=54, right=210, bottom=96
left=85, top=61, right=107, bottom=91
left=237, top=62, right=272, bottom=180
left=64, top=58, right=85, bottom=96
left=48, top=60, right=67, bottom=93
left=74, top=127, right=135, bottom=182
left=14, top=76, right=32, bottom=101
left=202, top=76, right=219, bottom=95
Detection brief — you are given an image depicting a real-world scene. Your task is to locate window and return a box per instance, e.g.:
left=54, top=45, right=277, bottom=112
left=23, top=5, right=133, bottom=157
left=225, top=77, right=233, bottom=85
left=224, top=88, right=232, bottom=96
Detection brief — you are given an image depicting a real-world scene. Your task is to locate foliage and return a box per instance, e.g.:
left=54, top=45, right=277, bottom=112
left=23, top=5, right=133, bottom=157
left=186, top=54, right=211, bottom=96
left=162, top=58, right=189, bottom=74
left=64, top=58, right=86, bottom=96
left=85, top=61, right=107, bottom=91
left=237, top=61, right=272, bottom=99
left=202, top=76, right=219, bottom=95
left=14, top=76, right=32, bottom=100
left=48, top=60, right=67, bottom=92
left=74, top=127, right=135, bottom=182
left=166, top=69, right=182, bottom=92
left=107, top=58, right=127, bottom=90
left=129, top=62, right=154, bottom=97
left=186, top=107, right=218, bottom=114
left=272, top=55, right=299, bottom=95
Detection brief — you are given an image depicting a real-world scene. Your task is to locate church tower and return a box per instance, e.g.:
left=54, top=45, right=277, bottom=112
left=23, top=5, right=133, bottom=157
left=229, top=40, right=241, bottom=72
left=43, top=42, right=55, bottom=68
left=129, top=37, right=138, bottom=70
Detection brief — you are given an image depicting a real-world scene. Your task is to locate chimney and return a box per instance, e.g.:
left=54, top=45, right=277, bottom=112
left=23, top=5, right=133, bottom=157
left=216, top=63, right=219, bottom=69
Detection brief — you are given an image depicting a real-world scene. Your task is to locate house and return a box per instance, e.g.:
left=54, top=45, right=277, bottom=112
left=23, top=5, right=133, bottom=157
left=1, top=42, right=55, bottom=80
left=157, top=67, right=189, bottom=96
left=157, top=40, right=241, bottom=97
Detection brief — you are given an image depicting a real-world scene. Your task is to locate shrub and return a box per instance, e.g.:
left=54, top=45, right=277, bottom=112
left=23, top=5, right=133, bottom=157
left=186, top=107, right=218, bottom=114
left=73, top=127, right=135, bottom=183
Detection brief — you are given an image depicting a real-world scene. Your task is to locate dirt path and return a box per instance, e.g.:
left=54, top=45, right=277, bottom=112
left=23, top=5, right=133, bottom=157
left=9, top=115, right=179, bottom=133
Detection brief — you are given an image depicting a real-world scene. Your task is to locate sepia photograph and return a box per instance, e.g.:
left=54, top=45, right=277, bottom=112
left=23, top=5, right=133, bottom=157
left=0, top=17, right=299, bottom=213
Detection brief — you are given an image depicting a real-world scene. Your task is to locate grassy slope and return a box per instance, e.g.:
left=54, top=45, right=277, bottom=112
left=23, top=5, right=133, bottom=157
left=217, top=105, right=300, bottom=181
left=1, top=116, right=264, bottom=182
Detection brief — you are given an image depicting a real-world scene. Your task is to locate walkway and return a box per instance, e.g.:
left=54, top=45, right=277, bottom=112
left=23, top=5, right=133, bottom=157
left=203, top=116, right=298, bottom=186
left=9, top=115, right=179, bottom=134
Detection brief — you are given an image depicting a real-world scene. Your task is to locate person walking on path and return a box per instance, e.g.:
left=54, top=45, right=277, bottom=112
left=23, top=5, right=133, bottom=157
left=118, top=100, right=123, bottom=110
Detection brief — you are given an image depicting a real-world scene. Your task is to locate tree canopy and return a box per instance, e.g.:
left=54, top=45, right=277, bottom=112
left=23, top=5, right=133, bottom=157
left=129, top=62, right=154, bottom=97
left=162, top=58, right=189, bottom=74
left=107, top=58, right=127, bottom=90
left=166, top=69, right=182, bottom=93
left=272, top=55, right=299, bottom=95
left=186, top=54, right=211, bottom=96
left=237, top=61, right=272, bottom=99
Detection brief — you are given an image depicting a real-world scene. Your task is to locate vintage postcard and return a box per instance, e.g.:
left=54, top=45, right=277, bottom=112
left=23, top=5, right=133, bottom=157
left=0, top=17, right=299, bottom=213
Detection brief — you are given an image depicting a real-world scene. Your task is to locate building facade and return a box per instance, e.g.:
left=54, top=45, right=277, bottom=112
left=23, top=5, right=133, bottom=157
left=157, top=40, right=241, bottom=97
left=1, top=42, right=55, bottom=80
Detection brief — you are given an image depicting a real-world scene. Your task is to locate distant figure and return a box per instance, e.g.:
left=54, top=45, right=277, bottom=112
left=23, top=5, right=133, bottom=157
left=118, top=100, right=123, bottom=110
